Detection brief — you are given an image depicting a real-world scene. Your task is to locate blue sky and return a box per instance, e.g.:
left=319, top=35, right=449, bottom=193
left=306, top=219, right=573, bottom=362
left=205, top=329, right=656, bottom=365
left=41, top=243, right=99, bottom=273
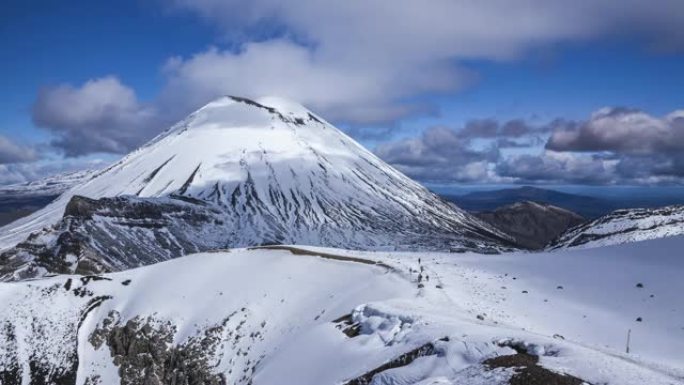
left=1, top=1, right=208, bottom=139
left=1, top=0, right=684, bottom=188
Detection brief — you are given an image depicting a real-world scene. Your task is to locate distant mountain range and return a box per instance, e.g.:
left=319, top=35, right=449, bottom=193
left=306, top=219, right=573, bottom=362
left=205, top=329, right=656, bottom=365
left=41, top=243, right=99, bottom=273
left=0, top=170, right=96, bottom=226
left=442, top=186, right=684, bottom=218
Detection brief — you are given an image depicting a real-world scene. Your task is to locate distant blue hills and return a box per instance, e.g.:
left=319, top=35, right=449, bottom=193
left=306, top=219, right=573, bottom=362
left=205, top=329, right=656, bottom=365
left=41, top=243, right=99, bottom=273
left=442, top=186, right=684, bottom=218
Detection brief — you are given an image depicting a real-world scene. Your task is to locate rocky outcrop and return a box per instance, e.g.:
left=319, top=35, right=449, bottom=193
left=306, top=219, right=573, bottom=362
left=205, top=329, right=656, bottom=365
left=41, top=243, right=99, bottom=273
left=89, top=311, right=227, bottom=385
left=0, top=195, right=225, bottom=281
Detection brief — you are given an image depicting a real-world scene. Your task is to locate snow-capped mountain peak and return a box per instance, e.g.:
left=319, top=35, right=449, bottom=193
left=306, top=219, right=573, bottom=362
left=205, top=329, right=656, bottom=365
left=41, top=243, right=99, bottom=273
left=0, top=96, right=514, bottom=280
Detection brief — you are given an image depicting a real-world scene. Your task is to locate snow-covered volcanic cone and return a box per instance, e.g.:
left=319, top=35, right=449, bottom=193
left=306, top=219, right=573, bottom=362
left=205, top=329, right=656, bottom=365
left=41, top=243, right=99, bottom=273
left=0, top=96, right=513, bottom=280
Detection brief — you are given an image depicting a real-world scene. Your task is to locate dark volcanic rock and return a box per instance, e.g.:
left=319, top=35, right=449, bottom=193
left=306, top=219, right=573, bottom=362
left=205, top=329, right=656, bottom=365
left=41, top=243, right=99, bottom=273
left=484, top=353, right=584, bottom=385
left=0, top=195, right=224, bottom=281
left=90, top=311, right=228, bottom=385
left=476, top=201, right=585, bottom=250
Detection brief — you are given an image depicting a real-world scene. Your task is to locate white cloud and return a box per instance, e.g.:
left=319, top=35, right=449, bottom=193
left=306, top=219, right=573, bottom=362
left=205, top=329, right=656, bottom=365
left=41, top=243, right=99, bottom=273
left=0, top=136, right=38, bottom=164
left=161, top=0, right=684, bottom=124
left=376, top=107, right=684, bottom=185
left=32, top=76, right=159, bottom=156
left=496, top=151, right=619, bottom=185
left=159, top=40, right=467, bottom=124
left=374, top=126, right=502, bottom=183
left=547, top=107, right=684, bottom=154
left=25, top=0, right=684, bottom=160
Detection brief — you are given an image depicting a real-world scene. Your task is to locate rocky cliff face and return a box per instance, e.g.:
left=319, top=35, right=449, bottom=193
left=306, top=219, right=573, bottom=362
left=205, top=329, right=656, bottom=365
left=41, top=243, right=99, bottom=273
left=0, top=195, right=225, bottom=280
left=476, top=201, right=585, bottom=250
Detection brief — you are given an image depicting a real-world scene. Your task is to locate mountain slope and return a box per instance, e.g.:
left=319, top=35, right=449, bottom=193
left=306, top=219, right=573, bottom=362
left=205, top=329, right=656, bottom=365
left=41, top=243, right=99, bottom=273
left=549, top=204, right=684, bottom=249
left=1, top=241, right=682, bottom=385
left=476, top=201, right=585, bottom=249
left=0, top=96, right=514, bottom=280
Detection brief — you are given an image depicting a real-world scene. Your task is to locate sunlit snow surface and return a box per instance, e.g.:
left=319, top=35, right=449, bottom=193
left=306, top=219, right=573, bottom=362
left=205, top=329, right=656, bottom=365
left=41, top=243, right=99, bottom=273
left=550, top=205, right=684, bottom=249
left=1, top=236, right=682, bottom=385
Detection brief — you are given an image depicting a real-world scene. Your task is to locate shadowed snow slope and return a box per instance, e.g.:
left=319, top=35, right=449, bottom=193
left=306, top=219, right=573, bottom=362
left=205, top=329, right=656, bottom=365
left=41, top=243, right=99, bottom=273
left=1, top=237, right=682, bottom=384
left=549, top=204, right=684, bottom=249
left=0, top=96, right=513, bottom=280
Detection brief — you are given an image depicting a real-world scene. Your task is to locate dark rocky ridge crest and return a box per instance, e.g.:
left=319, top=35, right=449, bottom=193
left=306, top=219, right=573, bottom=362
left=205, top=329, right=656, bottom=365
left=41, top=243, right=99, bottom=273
left=0, top=195, right=222, bottom=280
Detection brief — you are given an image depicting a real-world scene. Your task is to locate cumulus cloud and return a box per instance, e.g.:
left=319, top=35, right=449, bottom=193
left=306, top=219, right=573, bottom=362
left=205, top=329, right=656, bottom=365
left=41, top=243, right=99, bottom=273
left=23, top=0, right=684, bottom=167
left=496, top=151, right=618, bottom=185
left=159, top=41, right=465, bottom=125
left=458, top=118, right=550, bottom=140
left=0, top=136, right=38, bottom=164
left=374, top=106, right=684, bottom=185
left=375, top=126, right=502, bottom=183
left=543, top=107, right=684, bottom=183
left=495, top=150, right=684, bottom=186
left=546, top=108, right=684, bottom=154
left=32, top=76, right=159, bottom=157
left=373, top=114, right=560, bottom=183
left=160, top=0, right=684, bottom=125
left=376, top=131, right=620, bottom=186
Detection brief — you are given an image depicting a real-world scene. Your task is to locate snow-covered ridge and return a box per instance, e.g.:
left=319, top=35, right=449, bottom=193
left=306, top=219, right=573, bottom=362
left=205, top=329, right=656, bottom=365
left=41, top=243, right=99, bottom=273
left=0, top=169, right=97, bottom=198
left=549, top=204, right=684, bottom=249
left=1, top=239, right=682, bottom=385
left=0, top=96, right=515, bottom=280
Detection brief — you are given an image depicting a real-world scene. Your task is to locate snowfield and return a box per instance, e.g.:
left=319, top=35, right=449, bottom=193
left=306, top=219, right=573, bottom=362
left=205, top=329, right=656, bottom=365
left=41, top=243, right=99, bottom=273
left=1, top=236, right=682, bottom=385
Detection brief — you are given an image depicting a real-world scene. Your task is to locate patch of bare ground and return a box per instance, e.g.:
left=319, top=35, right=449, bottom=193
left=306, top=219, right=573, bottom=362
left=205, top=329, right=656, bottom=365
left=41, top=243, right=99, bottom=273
left=332, top=314, right=361, bottom=338
left=484, top=353, right=586, bottom=385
